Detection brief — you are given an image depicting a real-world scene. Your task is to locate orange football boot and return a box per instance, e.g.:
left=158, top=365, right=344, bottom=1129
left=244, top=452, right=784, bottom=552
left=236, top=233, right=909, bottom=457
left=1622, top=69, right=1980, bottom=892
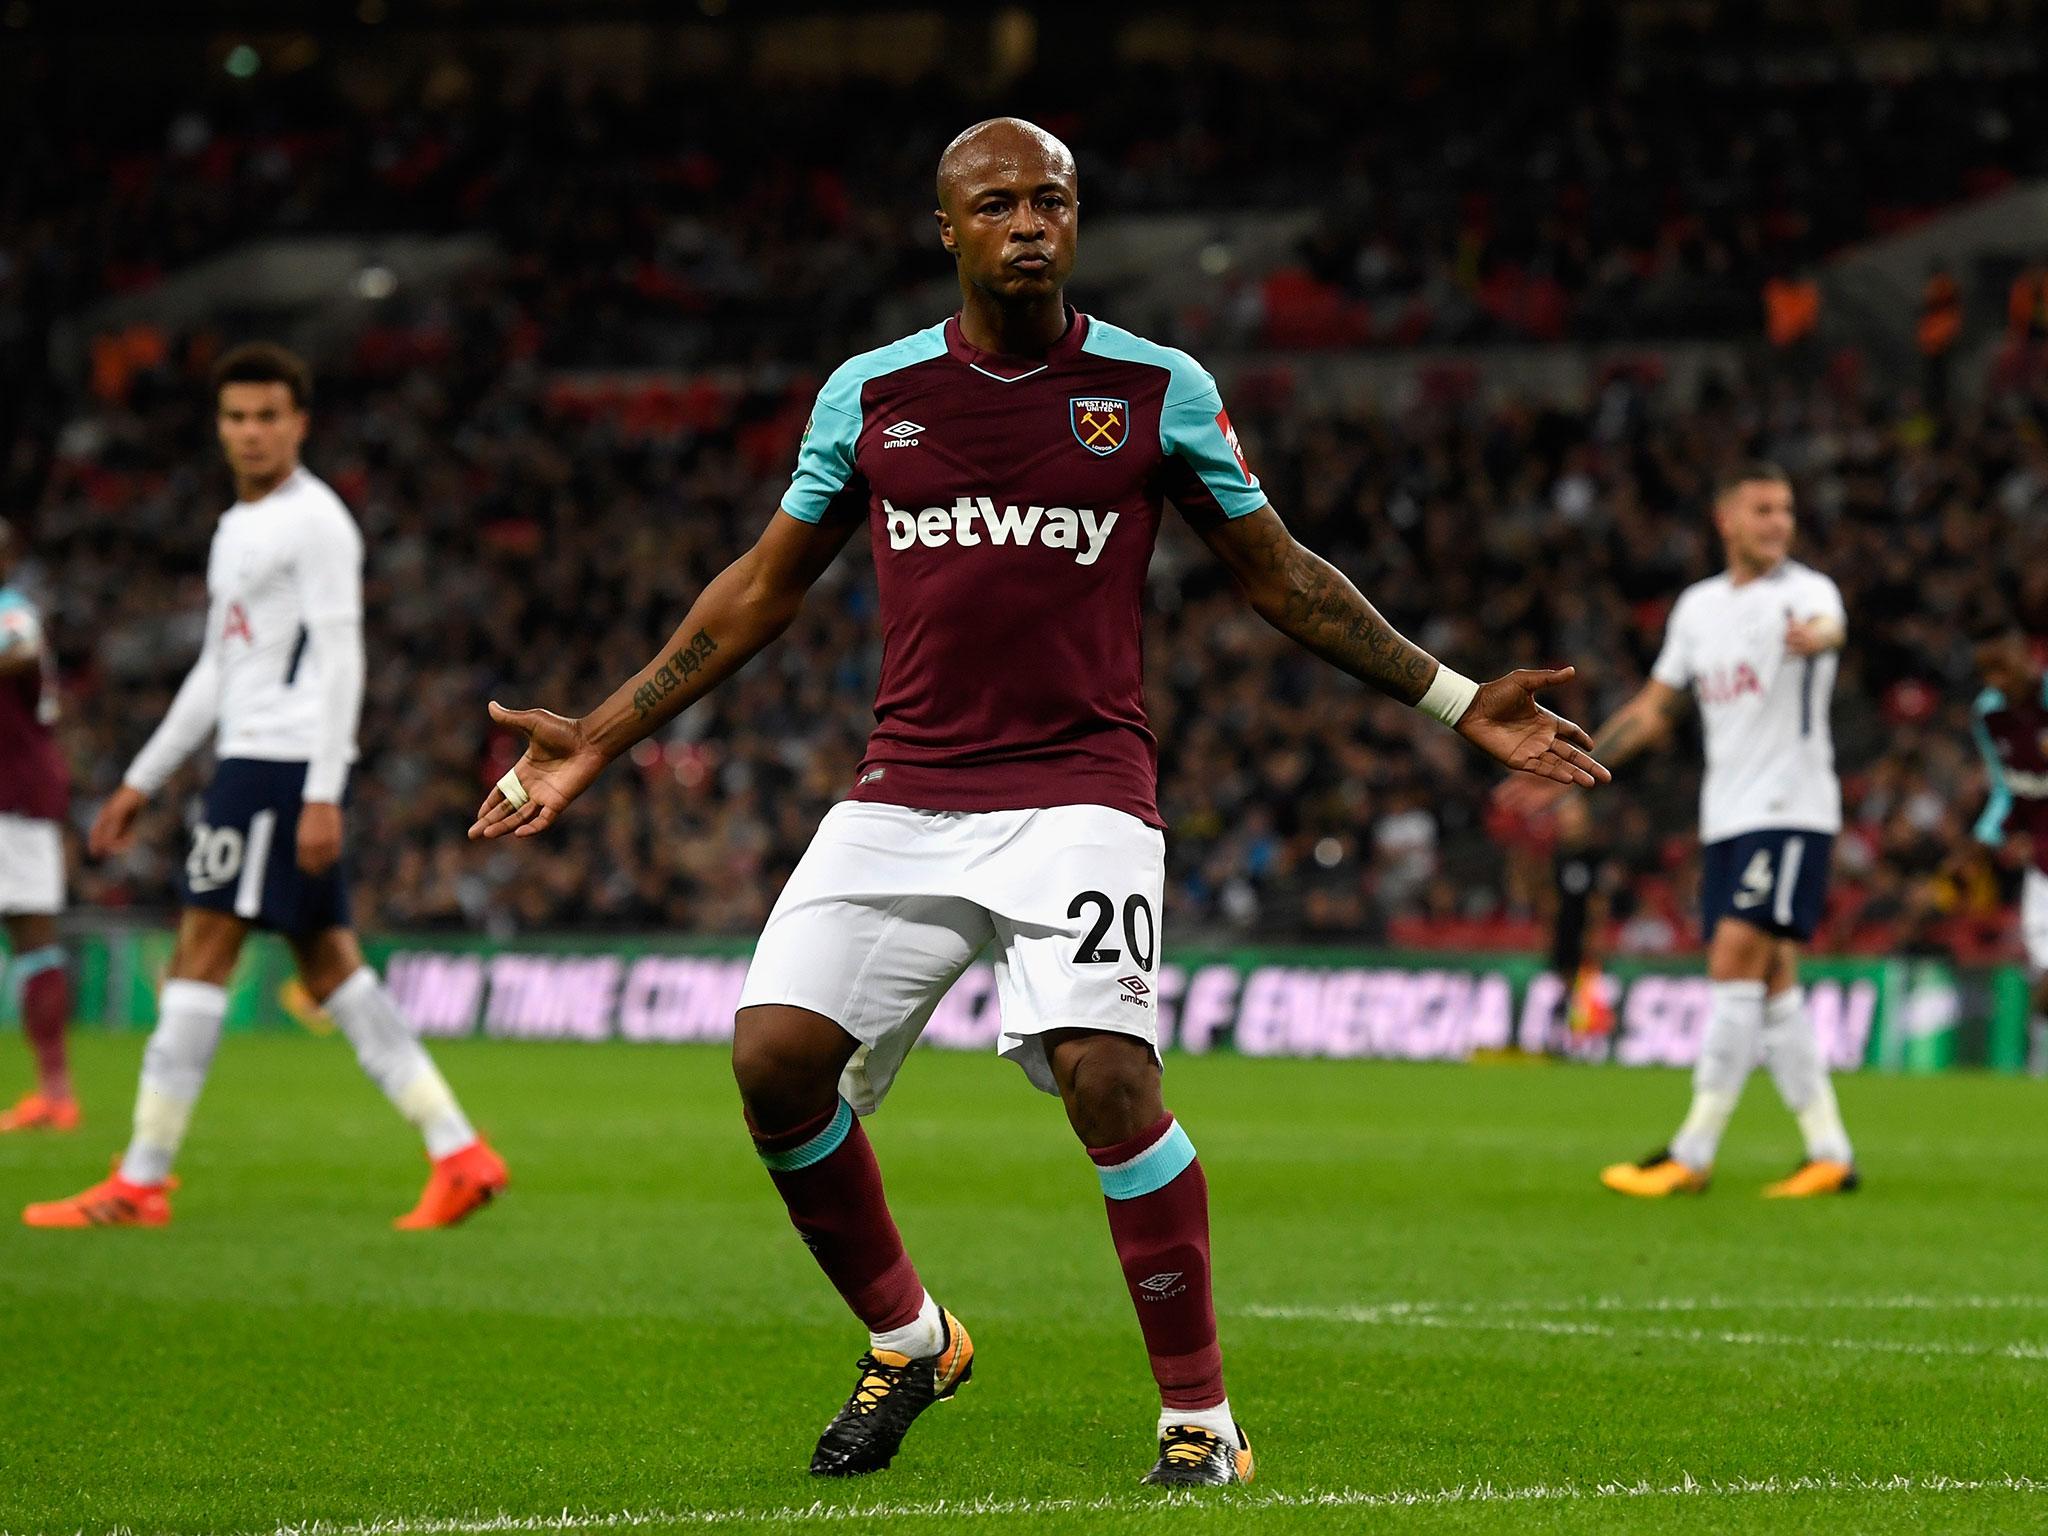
left=23, top=1163, right=173, bottom=1228
left=1600, top=1148, right=1711, bottom=1197
left=0, top=1092, right=81, bottom=1133
left=1762, top=1159, right=1860, bottom=1198
left=394, top=1138, right=508, bottom=1229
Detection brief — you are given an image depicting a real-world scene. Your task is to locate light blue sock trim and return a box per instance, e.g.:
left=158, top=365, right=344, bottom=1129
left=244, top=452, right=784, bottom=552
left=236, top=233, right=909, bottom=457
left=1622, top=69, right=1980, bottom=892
left=758, top=1097, right=854, bottom=1173
left=6, top=946, right=64, bottom=999
left=1096, top=1121, right=1198, bottom=1201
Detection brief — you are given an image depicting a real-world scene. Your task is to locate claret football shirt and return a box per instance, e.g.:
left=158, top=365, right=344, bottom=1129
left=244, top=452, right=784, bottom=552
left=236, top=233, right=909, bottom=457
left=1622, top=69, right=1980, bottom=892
left=782, top=309, right=1265, bottom=827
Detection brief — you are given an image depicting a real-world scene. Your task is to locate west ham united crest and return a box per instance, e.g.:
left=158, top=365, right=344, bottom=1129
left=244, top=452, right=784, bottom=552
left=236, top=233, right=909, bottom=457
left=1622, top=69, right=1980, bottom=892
left=1071, top=396, right=1129, bottom=456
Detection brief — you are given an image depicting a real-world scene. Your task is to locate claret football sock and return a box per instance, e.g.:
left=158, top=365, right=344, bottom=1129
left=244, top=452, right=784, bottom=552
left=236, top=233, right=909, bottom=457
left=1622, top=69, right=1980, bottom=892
left=1090, top=1112, right=1227, bottom=1414
left=120, top=979, right=227, bottom=1186
left=326, top=967, right=477, bottom=1157
left=1760, top=987, right=1853, bottom=1165
left=751, top=1097, right=926, bottom=1333
left=1669, top=979, right=1764, bottom=1171
left=12, top=947, right=72, bottom=1102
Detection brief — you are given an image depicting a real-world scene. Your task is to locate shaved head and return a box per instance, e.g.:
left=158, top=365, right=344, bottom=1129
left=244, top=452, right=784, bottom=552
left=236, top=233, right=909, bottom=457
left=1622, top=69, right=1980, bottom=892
left=936, top=117, right=1076, bottom=212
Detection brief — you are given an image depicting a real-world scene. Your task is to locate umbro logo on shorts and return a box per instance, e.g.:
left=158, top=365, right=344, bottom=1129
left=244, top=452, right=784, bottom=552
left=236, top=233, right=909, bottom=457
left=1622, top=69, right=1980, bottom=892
left=882, top=420, right=924, bottom=449
left=1118, top=975, right=1151, bottom=1007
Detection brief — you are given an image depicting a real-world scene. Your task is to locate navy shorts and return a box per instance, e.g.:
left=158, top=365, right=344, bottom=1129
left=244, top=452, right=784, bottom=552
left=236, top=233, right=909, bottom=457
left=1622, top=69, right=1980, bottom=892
left=179, top=758, right=351, bottom=935
left=1700, top=828, right=1834, bottom=943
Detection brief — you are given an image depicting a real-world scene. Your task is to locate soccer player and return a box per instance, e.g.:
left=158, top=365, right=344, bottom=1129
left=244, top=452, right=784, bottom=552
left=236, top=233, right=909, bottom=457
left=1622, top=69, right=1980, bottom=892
left=0, top=519, right=77, bottom=1133
left=25, top=343, right=506, bottom=1230
left=1505, top=463, right=1858, bottom=1198
left=1966, top=617, right=2048, bottom=1069
left=471, top=119, right=1606, bottom=1485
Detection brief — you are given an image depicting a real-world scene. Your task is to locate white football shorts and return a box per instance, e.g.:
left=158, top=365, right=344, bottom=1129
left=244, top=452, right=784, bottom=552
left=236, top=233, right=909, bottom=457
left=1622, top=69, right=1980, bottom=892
left=738, top=800, right=1166, bottom=1113
left=0, top=813, right=64, bottom=916
left=2024, top=867, right=2048, bottom=976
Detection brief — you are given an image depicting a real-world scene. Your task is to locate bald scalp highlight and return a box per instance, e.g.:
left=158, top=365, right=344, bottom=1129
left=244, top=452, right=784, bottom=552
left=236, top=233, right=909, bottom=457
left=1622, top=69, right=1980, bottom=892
left=935, top=117, right=1077, bottom=210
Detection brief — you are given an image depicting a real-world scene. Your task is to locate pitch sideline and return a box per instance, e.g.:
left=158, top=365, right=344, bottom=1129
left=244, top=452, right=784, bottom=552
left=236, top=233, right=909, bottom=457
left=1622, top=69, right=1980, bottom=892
left=236, top=1473, right=2048, bottom=1534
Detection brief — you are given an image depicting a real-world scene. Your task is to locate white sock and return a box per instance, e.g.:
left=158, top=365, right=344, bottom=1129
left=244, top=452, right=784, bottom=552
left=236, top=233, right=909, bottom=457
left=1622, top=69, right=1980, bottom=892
left=1160, top=1398, right=1238, bottom=1443
left=1669, top=979, right=1764, bottom=1171
left=869, top=1290, right=943, bottom=1359
left=1761, top=987, right=1853, bottom=1164
left=325, top=967, right=477, bottom=1158
left=120, top=979, right=228, bottom=1186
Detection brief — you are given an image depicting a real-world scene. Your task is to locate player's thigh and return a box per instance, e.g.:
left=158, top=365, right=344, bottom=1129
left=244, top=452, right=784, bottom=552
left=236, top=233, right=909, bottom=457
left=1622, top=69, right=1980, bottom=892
left=988, top=808, right=1167, bottom=1098
left=4, top=911, right=58, bottom=953
left=739, top=889, right=993, bottom=1114
left=0, top=813, right=64, bottom=920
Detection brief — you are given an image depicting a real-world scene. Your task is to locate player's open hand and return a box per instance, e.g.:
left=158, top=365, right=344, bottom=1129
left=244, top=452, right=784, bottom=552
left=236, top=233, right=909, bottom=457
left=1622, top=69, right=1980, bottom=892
left=468, top=702, right=609, bottom=841
left=1784, top=615, right=1838, bottom=657
left=297, top=801, right=344, bottom=875
left=1456, top=667, right=1611, bottom=788
left=88, top=783, right=147, bottom=858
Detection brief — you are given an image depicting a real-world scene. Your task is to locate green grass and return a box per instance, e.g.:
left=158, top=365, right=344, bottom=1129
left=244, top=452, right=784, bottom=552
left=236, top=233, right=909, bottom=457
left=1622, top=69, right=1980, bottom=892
left=1, top=1033, right=2044, bottom=1535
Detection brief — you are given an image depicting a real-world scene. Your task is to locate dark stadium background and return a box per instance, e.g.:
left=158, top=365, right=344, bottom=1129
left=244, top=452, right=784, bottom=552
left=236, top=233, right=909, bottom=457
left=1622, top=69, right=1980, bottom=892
left=3, top=0, right=2043, bottom=1013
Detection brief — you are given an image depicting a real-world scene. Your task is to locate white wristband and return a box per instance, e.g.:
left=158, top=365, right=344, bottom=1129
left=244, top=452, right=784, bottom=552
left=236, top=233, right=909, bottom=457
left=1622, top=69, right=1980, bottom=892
left=1415, top=664, right=1479, bottom=727
left=496, top=769, right=531, bottom=811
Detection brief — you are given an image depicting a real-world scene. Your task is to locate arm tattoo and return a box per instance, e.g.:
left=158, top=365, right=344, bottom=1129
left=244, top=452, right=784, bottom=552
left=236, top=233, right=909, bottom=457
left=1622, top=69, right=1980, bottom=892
left=1236, top=519, right=1433, bottom=702
left=631, top=630, right=718, bottom=719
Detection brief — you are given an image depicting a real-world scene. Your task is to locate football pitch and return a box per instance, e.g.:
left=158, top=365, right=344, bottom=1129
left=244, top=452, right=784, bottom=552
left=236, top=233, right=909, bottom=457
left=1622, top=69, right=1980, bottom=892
left=1, top=1034, right=2042, bottom=1535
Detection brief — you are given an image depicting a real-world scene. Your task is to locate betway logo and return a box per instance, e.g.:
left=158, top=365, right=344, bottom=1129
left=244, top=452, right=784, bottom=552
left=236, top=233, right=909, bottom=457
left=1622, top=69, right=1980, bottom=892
left=884, top=497, right=1120, bottom=567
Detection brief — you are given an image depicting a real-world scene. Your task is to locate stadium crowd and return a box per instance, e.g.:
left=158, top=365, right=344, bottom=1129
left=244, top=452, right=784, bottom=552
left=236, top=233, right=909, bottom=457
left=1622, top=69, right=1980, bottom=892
left=6, top=39, right=2048, bottom=397
left=6, top=40, right=2045, bottom=958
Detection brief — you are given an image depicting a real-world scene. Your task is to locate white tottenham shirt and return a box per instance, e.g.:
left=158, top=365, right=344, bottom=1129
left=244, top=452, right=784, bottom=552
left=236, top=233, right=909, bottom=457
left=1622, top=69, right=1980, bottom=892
left=1650, top=559, right=1844, bottom=846
left=124, top=466, right=366, bottom=802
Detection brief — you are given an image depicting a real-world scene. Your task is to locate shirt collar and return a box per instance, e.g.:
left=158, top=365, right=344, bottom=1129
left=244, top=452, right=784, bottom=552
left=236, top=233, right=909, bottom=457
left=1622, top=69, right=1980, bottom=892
left=944, top=306, right=1088, bottom=379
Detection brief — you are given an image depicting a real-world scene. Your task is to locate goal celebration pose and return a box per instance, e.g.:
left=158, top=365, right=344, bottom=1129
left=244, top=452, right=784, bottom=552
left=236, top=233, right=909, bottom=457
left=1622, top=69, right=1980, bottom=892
left=26, top=344, right=506, bottom=1230
left=472, top=119, right=1607, bottom=1485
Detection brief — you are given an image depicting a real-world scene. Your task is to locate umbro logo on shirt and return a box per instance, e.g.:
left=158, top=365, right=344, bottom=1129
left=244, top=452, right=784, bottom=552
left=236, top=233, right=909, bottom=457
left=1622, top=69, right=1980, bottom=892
left=882, top=420, right=924, bottom=449
left=883, top=496, right=1121, bottom=566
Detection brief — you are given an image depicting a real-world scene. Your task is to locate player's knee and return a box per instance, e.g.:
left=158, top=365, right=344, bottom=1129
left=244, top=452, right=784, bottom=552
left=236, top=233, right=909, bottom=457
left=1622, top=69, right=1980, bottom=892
left=731, top=1008, right=844, bottom=1129
left=1707, top=920, right=1773, bottom=981
left=169, top=921, right=242, bottom=986
left=1055, top=1034, right=1163, bottom=1147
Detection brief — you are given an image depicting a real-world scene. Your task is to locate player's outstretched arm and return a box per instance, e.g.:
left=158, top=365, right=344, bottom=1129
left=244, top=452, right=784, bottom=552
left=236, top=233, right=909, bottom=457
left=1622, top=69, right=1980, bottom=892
left=1196, top=506, right=1608, bottom=786
left=1496, top=678, right=1687, bottom=815
left=469, top=510, right=859, bottom=841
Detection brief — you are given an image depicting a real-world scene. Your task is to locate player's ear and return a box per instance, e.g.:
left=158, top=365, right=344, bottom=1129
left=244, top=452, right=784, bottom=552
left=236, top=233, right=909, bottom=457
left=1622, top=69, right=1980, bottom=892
left=934, top=206, right=956, bottom=256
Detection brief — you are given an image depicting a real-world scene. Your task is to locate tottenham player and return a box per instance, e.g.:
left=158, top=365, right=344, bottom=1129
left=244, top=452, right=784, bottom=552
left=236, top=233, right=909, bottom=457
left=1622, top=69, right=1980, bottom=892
left=471, top=120, right=1606, bottom=1486
left=26, top=344, right=506, bottom=1229
left=1966, top=617, right=2048, bottom=1070
left=1508, top=463, right=1857, bottom=1197
left=0, top=520, right=77, bottom=1133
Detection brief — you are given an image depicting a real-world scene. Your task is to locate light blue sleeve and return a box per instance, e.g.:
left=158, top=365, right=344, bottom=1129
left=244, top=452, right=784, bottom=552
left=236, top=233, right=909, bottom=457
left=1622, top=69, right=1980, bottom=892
left=1160, top=368, right=1266, bottom=519
left=1971, top=696, right=2013, bottom=847
left=1079, top=322, right=1266, bottom=518
left=781, top=373, right=864, bottom=525
left=0, top=589, right=42, bottom=658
